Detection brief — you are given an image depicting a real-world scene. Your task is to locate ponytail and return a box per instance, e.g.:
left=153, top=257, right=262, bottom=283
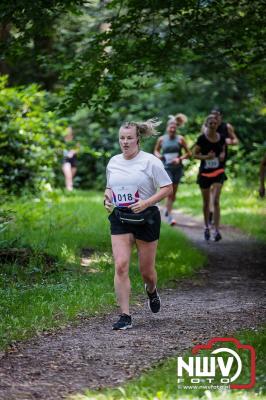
left=167, top=113, right=188, bottom=127
left=121, top=118, right=161, bottom=139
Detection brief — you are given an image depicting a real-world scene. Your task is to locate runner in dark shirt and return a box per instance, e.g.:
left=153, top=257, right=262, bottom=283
left=202, top=108, right=238, bottom=223
left=194, top=114, right=226, bottom=242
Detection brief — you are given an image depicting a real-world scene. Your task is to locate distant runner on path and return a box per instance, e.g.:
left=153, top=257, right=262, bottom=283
left=194, top=114, right=226, bottom=242
left=62, top=126, right=79, bottom=191
left=154, top=114, right=190, bottom=226
left=202, top=108, right=239, bottom=224
left=104, top=119, right=172, bottom=330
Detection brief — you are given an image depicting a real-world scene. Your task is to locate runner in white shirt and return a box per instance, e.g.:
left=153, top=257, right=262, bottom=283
left=104, top=119, right=173, bottom=330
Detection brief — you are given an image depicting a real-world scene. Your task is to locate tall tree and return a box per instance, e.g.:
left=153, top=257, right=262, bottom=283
left=0, top=0, right=87, bottom=88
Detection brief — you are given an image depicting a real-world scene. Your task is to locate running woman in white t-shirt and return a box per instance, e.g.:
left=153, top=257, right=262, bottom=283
left=104, top=119, right=173, bottom=330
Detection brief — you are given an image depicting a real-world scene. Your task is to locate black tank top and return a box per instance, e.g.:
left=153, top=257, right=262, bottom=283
left=196, top=134, right=225, bottom=174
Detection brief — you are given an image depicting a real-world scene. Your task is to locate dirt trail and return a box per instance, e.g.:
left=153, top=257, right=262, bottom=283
left=0, top=212, right=265, bottom=400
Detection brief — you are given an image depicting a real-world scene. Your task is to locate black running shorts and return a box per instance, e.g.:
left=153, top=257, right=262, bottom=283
left=197, top=172, right=227, bottom=189
left=62, top=155, right=77, bottom=168
left=165, top=166, right=183, bottom=185
left=108, top=207, right=161, bottom=242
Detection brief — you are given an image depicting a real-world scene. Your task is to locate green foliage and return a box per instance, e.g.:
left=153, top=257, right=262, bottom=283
left=0, top=76, right=65, bottom=194
left=1, top=1, right=265, bottom=191
left=0, top=0, right=87, bottom=88
left=1, top=1, right=265, bottom=108
left=0, top=1, right=98, bottom=89
left=61, top=0, right=266, bottom=111
left=0, top=209, right=16, bottom=249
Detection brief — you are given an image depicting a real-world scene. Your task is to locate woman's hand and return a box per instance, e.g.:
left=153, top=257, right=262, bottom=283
left=205, top=151, right=216, bottom=160
left=171, top=157, right=181, bottom=165
left=219, top=152, right=225, bottom=162
left=128, top=200, right=149, bottom=213
left=104, top=198, right=114, bottom=213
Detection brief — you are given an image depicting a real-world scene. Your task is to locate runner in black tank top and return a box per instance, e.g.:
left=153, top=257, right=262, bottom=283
left=201, top=109, right=238, bottom=162
left=205, top=109, right=239, bottom=224
left=193, top=114, right=226, bottom=242
left=154, top=114, right=190, bottom=225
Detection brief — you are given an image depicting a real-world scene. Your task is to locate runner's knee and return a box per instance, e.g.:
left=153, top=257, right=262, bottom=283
left=115, top=259, right=129, bottom=277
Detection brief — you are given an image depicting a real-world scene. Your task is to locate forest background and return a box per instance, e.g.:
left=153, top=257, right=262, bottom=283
left=0, top=3, right=266, bottom=394
left=0, top=0, right=265, bottom=195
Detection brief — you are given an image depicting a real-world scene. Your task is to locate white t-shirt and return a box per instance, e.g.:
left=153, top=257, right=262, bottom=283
left=106, top=151, right=172, bottom=207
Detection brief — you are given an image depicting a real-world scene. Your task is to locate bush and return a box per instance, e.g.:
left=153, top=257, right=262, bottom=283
left=0, top=76, right=65, bottom=194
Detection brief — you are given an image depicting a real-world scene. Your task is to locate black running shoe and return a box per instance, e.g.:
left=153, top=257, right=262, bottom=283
left=204, top=227, right=210, bottom=241
left=112, top=314, right=132, bottom=330
left=214, top=231, right=222, bottom=242
left=145, top=284, right=161, bottom=313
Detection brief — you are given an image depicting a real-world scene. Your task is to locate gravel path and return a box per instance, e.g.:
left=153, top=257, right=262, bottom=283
left=0, top=212, right=265, bottom=400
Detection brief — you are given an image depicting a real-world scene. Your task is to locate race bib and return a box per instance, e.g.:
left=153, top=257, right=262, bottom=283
left=112, top=185, right=140, bottom=207
left=205, top=157, right=219, bottom=169
left=164, top=152, right=178, bottom=164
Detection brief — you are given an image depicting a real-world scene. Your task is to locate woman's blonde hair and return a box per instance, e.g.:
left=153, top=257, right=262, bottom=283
left=120, top=118, right=161, bottom=139
left=167, top=113, right=188, bottom=127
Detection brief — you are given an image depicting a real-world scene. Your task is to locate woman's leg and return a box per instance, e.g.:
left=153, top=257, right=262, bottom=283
left=71, top=166, right=77, bottom=179
left=136, top=239, right=161, bottom=313
left=166, top=183, right=178, bottom=222
left=209, top=185, right=215, bottom=223
left=62, top=162, right=73, bottom=191
left=111, top=233, right=134, bottom=315
left=211, top=183, right=223, bottom=231
left=200, top=187, right=210, bottom=228
left=136, top=239, right=158, bottom=292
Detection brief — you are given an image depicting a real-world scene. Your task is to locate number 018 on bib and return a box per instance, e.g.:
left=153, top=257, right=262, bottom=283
left=112, top=185, right=140, bottom=207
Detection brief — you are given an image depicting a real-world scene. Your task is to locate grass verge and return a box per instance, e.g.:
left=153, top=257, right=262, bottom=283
left=175, top=180, right=266, bottom=242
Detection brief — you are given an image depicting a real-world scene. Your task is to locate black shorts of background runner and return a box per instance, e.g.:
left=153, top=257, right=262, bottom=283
left=62, top=155, right=77, bottom=168
left=165, top=165, right=183, bottom=184
left=108, top=206, right=161, bottom=242
left=197, top=172, right=227, bottom=189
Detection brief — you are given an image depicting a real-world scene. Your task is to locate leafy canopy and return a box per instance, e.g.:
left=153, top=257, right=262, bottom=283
left=62, top=0, right=266, bottom=110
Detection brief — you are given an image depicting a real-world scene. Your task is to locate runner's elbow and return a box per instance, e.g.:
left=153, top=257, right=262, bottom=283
left=167, top=185, right=173, bottom=196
